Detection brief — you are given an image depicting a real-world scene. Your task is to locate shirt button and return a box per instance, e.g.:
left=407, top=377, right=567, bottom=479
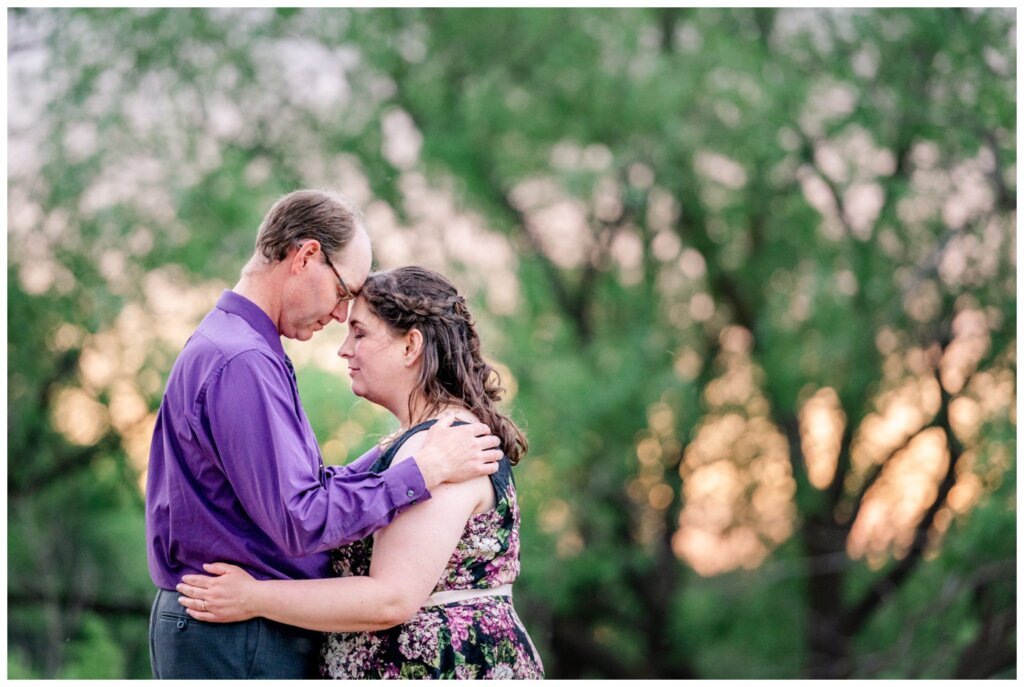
left=407, top=489, right=416, bottom=498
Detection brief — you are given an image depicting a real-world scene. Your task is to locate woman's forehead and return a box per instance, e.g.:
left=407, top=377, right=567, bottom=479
left=348, top=296, right=374, bottom=324
left=349, top=296, right=392, bottom=330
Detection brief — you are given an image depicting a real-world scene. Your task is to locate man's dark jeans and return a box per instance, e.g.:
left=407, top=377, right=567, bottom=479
left=149, top=589, right=321, bottom=679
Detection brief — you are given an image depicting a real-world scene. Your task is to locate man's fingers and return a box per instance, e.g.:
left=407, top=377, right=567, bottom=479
left=478, top=434, right=501, bottom=451
left=480, top=447, right=503, bottom=463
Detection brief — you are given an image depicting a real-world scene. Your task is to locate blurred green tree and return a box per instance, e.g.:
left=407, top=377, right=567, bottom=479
left=7, top=7, right=1015, bottom=678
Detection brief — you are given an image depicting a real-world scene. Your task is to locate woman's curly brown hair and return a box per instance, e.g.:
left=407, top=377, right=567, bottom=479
left=360, top=266, right=528, bottom=465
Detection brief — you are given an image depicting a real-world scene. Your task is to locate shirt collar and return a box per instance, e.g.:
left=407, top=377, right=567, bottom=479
left=215, top=290, right=287, bottom=360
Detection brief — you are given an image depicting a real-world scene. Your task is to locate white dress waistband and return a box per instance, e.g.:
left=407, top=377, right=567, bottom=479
left=421, top=584, right=513, bottom=608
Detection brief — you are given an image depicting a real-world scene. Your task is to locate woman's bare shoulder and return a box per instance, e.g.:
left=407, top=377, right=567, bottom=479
left=391, top=430, right=428, bottom=467
left=438, top=408, right=483, bottom=427
left=392, top=419, right=493, bottom=511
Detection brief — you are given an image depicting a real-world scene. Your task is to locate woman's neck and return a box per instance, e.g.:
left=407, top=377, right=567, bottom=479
left=396, top=396, right=468, bottom=430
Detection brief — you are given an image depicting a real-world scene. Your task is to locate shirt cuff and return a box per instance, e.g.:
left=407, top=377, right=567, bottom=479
left=385, top=455, right=430, bottom=509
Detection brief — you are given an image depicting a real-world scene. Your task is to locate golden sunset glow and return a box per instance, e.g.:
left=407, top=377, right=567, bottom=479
left=51, top=387, right=110, bottom=446
left=799, top=387, right=845, bottom=490
left=538, top=496, right=585, bottom=559
left=671, top=331, right=798, bottom=577
left=626, top=398, right=684, bottom=550
left=847, top=428, right=949, bottom=564
left=664, top=317, right=1014, bottom=576
left=849, top=371, right=941, bottom=482
left=45, top=268, right=230, bottom=488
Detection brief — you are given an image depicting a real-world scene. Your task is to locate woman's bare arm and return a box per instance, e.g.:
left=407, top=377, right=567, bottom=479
left=177, top=433, right=492, bottom=632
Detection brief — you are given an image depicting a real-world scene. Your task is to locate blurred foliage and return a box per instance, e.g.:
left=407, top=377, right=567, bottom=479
left=7, top=7, right=1016, bottom=678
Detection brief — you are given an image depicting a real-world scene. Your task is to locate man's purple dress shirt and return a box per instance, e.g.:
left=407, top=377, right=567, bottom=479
left=146, top=291, right=429, bottom=590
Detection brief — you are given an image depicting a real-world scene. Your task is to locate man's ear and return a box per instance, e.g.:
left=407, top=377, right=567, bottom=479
left=290, top=240, right=321, bottom=274
left=404, top=329, right=424, bottom=367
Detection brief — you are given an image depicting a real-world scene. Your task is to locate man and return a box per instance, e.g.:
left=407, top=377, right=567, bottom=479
left=146, top=190, right=502, bottom=678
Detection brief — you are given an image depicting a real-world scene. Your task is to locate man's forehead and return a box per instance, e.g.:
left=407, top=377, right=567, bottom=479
left=332, top=232, right=372, bottom=283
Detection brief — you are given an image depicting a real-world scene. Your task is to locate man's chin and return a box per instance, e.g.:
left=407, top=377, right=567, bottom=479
left=283, top=321, right=329, bottom=341
left=284, top=329, right=314, bottom=342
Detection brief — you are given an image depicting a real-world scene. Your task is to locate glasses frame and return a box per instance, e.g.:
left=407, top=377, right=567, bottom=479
left=321, top=250, right=356, bottom=305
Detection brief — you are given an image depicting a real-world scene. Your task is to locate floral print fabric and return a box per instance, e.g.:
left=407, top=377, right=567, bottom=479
left=321, top=421, right=544, bottom=679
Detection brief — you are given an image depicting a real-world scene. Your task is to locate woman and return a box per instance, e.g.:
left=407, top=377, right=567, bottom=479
left=176, top=266, right=544, bottom=680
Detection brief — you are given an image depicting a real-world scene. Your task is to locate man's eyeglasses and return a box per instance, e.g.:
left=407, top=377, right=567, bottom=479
left=322, top=252, right=356, bottom=305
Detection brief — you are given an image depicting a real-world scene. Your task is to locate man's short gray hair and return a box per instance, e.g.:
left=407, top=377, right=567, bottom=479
left=255, top=189, right=365, bottom=262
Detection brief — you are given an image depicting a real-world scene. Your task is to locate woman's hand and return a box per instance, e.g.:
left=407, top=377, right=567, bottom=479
left=176, top=562, right=261, bottom=623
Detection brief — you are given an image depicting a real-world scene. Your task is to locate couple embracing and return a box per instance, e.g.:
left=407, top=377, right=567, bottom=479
left=146, top=190, right=544, bottom=679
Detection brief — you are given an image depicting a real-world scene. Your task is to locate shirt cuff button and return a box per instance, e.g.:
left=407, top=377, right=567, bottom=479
left=407, top=489, right=415, bottom=498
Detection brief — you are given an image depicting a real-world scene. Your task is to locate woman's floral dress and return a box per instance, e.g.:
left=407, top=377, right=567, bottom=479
left=321, top=421, right=545, bottom=679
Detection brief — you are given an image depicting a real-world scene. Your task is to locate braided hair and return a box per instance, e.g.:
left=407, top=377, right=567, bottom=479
left=360, top=266, right=528, bottom=465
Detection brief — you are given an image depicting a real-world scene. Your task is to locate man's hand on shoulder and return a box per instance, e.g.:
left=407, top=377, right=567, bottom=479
left=414, top=414, right=502, bottom=490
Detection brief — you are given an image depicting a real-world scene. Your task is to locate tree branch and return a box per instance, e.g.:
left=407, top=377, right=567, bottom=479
left=853, top=559, right=1015, bottom=677
left=9, top=433, right=125, bottom=500
left=951, top=561, right=1016, bottom=678
left=825, top=425, right=855, bottom=514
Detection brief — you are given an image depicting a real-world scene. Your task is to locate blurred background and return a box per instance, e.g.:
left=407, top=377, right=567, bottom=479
left=6, top=7, right=1017, bottom=679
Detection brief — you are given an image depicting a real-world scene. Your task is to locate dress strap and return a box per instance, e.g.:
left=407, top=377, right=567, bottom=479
left=421, top=584, right=513, bottom=608
left=371, top=419, right=441, bottom=472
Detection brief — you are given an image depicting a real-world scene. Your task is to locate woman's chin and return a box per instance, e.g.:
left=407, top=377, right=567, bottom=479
left=349, top=385, right=377, bottom=405
left=346, top=382, right=391, bottom=413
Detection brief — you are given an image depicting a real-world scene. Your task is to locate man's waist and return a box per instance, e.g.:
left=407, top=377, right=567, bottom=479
left=148, top=547, right=329, bottom=591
